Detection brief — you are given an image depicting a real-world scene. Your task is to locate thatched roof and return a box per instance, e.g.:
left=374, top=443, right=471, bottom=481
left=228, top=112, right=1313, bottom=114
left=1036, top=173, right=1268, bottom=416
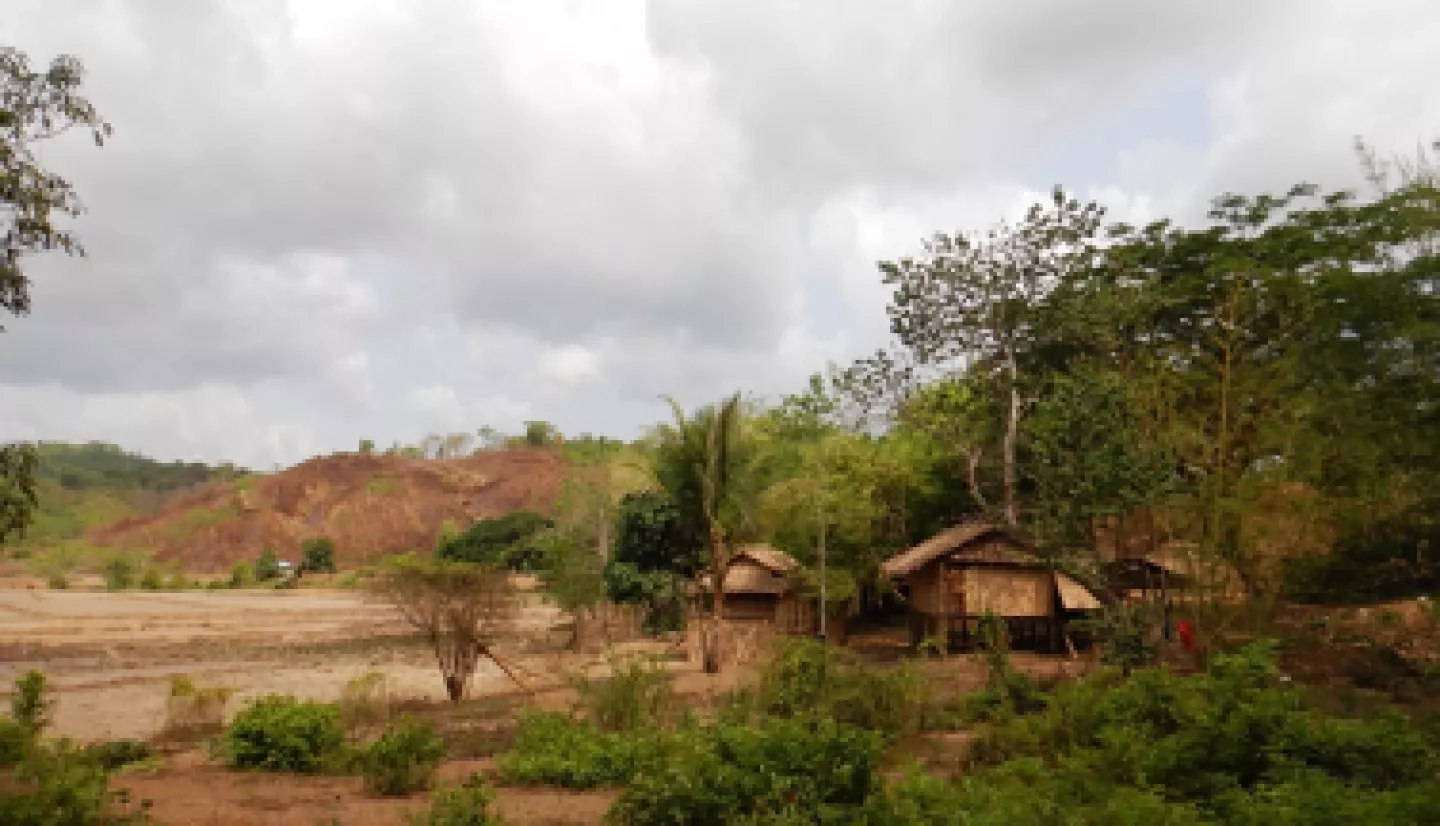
left=696, top=544, right=801, bottom=596
left=879, top=521, right=1034, bottom=579
left=1055, top=572, right=1102, bottom=611
left=731, top=543, right=800, bottom=574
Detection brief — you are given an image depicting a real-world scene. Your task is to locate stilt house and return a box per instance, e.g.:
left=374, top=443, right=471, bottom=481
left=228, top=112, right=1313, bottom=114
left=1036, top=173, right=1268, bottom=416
left=880, top=521, right=1101, bottom=653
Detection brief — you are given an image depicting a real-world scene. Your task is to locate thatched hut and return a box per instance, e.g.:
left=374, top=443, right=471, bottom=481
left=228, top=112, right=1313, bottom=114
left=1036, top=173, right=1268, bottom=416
left=1107, top=541, right=1244, bottom=604
left=880, top=521, right=1101, bottom=654
left=696, top=544, right=811, bottom=627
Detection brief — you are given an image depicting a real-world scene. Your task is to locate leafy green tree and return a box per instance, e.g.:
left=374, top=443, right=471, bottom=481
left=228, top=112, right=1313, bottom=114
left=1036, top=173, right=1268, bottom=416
left=358, top=439, right=375, bottom=455
left=860, top=189, right=1106, bottom=525
left=436, top=511, right=553, bottom=571
left=524, top=420, right=561, bottom=447
left=254, top=547, right=281, bottom=582
left=0, top=444, right=38, bottom=545
left=300, top=537, right=337, bottom=573
left=652, top=392, right=753, bottom=672
left=2, top=46, right=112, bottom=325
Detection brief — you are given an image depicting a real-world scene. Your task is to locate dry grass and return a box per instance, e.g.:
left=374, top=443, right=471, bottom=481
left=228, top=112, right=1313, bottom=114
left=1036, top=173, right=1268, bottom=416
left=157, top=674, right=235, bottom=745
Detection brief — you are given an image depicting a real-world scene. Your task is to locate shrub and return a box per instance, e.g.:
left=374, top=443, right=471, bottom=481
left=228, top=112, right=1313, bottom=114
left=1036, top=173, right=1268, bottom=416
left=568, top=654, right=674, bottom=732
left=161, top=675, right=234, bottom=742
left=497, top=711, right=674, bottom=789
left=254, top=548, right=281, bottom=582
left=45, top=573, right=69, bottom=590
left=229, top=561, right=252, bottom=588
left=103, top=556, right=135, bottom=591
left=83, top=739, right=154, bottom=772
left=607, top=715, right=883, bottom=826
left=139, top=567, right=162, bottom=590
left=0, top=718, right=30, bottom=768
left=361, top=716, right=446, bottom=796
left=0, top=739, right=150, bottom=825
left=338, top=671, right=392, bottom=733
left=963, top=641, right=1440, bottom=820
left=301, top=537, right=337, bottom=574
left=12, top=670, right=52, bottom=735
left=756, top=638, right=930, bottom=740
left=220, top=695, right=345, bottom=773
left=406, top=774, right=503, bottom=826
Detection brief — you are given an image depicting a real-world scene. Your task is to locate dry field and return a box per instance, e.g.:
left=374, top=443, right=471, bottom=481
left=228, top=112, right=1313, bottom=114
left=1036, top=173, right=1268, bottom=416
left=0, top=585, right=711, bottom=824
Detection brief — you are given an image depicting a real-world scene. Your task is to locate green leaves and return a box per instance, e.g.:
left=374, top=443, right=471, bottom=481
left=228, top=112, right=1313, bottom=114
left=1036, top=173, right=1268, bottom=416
left=0, top=442, right=38, bottom=544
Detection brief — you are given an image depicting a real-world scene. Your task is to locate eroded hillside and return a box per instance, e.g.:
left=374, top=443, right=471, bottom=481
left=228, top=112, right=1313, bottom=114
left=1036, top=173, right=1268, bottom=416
left=85, top=449, right=567, bottom=571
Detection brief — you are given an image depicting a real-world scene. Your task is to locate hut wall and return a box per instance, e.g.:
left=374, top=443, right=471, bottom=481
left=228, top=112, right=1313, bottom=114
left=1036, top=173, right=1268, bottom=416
left=907, top=558, right=946, bottom=615
left=959, top=567, right=1054, bottom=618
left=724, top=593, right=779, bottom=621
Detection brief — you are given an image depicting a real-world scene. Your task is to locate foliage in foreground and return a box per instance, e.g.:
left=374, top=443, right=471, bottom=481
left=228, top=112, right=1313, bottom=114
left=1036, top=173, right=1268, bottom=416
left=360, top=716, right=446, bottom=796
left=406, top=774, right=504, bottom=826
left=219, top=695, right=345, bottom=773
left=0, top=670, right=150, bottom=824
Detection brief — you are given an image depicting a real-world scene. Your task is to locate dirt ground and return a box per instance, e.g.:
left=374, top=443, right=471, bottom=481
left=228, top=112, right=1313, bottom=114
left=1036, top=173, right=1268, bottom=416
left=0, top=587, right=1106, bottom=824
left=0, top=586, right=761, bottom=824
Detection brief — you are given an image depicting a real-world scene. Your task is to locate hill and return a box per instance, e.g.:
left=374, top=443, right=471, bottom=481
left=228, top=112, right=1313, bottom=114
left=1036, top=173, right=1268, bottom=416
left=11, top=442, right=245, bottom=549
left=85, top=448, right=568, bottom=571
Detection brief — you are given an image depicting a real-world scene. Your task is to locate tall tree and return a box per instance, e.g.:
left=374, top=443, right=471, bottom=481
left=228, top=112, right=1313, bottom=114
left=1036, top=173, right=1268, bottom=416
left=863, top=188, right=1105, bottom=525
left=653, top=392, right=750, bottom=673
left=2, top=47, right=111, bottom=543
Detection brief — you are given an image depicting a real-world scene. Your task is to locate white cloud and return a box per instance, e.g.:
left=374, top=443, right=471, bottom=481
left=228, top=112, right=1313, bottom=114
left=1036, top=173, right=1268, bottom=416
left=1, top=0, right=1436, bottom=467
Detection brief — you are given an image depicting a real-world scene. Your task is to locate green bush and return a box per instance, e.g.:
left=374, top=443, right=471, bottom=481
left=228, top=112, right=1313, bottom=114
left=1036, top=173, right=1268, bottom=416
left=103, top=556, right=135, bottom=591
left=139, top=568, right=162, bottom=590
left=406, top=774, right=503, bottom=825
left=607, top=715, right=883, bottom=826
left=83, top=739, right=154, bottom=772
left=229, top=561, right=252, bottom=588
left=756, top=638, right=930, bottom=740
left=568, top=654, right=674, bottom=732
left=254, top=548, right=281, bottom=582
left=220, top=695, right=345, bottom=773
left=12, top=670, right=52, bottom=735
left=301, top=537, right=337, bottom=574
left=0, top=717, right=30, bottom=768
left=361, top=716, right=446, bottom=796
left=0, top=739, right=150, bottom=825
left=497, top=711, right=674, bottom=789
left=962, top=641, right=1440, bottom=821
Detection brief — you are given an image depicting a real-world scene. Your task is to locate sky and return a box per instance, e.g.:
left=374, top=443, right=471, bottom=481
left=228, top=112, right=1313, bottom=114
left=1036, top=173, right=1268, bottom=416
left=2, top=0, right=1437, bottom=469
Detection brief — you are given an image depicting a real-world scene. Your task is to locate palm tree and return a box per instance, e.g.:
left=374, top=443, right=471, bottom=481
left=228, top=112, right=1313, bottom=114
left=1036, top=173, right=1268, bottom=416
left=654, top=391, right=748, bottom=673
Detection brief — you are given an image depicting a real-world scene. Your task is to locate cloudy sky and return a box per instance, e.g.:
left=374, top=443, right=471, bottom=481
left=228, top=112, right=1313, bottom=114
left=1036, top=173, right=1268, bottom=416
left=3, top=0, right=1436, bottom=469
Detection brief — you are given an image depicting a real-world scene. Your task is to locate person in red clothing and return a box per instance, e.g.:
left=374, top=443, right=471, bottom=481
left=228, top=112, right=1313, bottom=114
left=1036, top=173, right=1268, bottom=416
left=1176, top=619, right=1196, bottom=652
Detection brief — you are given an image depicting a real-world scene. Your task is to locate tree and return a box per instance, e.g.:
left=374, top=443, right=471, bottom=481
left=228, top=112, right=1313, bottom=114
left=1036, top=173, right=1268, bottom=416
left=523, top=421, right=561, bottom=447
left=0, top=443, right=38, bottom=544
left=436, top=511, right=553, bottom=571
left=653, top=392, right=751, bottom=673
left=860, top=188, right=1105, bottom=525
left=300, top=537, right=337, bottom=574
left=2, top=47, right=110, bottom=544
left=370, top=557, right=522, bottom=703
left=2, top=46, right=112, bottom=325
left=358, top=439, right=375, bottom=455
left=254, top=547, right=281, bottom=582
left=534, top=531, right=606, bottom=648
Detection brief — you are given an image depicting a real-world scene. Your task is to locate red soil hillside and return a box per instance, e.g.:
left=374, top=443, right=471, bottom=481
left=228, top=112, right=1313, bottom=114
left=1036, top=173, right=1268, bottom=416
left=85, top=449, right=568, bottom=572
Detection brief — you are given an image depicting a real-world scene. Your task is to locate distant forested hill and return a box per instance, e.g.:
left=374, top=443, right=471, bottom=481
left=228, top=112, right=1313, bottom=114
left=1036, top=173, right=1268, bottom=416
left=12, top=442, right=248, bottom=548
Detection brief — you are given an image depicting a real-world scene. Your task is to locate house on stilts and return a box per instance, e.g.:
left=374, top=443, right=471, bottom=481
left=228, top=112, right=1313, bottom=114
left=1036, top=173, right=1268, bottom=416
left=880, top=521, right=1102, bottom=654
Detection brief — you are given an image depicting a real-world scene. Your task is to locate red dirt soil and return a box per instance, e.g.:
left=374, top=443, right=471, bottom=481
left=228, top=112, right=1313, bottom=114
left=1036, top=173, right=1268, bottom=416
left=86, top=449, right=569, bottom=572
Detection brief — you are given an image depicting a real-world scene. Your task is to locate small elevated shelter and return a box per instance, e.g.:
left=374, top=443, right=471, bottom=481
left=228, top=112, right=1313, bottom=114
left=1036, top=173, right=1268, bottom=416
left=697, top=544, right=808, bottom=626
left=1106, top=541, right=1243, bottom=604
left=881, top=521, right=1101, bottom=654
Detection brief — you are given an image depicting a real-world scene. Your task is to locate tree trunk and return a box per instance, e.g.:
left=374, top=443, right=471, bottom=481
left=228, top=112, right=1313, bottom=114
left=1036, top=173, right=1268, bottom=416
left=703, top=525, right=726, bottom=674
left=1003, top=344, right=1020, bottom=527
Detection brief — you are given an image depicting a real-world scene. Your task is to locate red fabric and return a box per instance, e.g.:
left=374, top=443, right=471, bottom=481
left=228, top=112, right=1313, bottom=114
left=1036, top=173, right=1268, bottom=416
left=1177, top=621, right=1196, bottom=651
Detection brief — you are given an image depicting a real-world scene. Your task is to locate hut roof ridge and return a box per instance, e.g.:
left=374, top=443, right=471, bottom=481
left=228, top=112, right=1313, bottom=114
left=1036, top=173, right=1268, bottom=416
left=879, top=520, right=1033, bottom=579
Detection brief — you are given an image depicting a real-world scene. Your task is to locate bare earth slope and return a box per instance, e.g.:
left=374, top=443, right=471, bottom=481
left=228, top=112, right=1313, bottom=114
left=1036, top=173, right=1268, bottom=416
left=86, top=449, right=567, bottom=572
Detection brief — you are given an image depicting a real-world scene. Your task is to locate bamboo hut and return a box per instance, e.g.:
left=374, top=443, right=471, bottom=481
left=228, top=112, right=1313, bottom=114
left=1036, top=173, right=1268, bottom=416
left=696, top=544, right=813, bottom=630
left=1107, top=541, right=1244, bottom=604
left=880, top=521, right=1101, bottom=654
